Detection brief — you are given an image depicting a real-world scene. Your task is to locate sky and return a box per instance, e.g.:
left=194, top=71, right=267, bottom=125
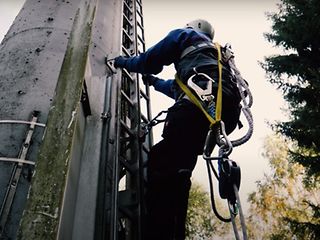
left=0, top=0, right=285, bottom=213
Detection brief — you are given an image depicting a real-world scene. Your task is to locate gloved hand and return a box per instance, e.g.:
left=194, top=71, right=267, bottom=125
left=114, top=56, right=126, bottom=69
left=142, top=74, right=156, bottom=86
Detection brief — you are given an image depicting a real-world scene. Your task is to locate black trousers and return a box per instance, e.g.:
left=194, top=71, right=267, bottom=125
left=144, top=99, right=240, bottom=240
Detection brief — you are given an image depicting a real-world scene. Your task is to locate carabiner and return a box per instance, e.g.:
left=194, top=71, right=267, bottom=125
left=218, top=121, right=233, bottom=157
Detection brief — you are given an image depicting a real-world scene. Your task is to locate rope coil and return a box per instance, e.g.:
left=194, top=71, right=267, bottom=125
left=228, top=55, right=254, bottom=148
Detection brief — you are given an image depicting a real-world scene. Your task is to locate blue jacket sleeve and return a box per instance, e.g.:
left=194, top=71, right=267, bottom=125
left=121, top=29, right=187, bottom=74
left=148, top=75, right=175, bottom=99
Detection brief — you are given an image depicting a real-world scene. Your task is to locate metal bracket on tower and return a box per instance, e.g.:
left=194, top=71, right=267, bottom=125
left=105, top=56, right=117, bottom=74
left=0, top=111, right=43, bottom=237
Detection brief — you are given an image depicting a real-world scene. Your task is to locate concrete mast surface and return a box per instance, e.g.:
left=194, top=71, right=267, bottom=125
left=0, top=0, right=150, bottom=239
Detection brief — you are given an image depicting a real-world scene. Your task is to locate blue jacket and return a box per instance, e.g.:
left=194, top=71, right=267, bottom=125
left=116, top=28, right=214, bottom=99
left=117, top=28, right=212, bottom=74
left=147, top=76, right=176, bottom=99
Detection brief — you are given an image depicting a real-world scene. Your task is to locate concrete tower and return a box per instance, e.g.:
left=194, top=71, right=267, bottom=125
left=0, top=0, right=151, bottom=239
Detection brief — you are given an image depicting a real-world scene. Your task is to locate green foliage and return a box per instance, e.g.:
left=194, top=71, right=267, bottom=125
left=186, top=182, right=230, bottom=239
left=261, top=0, right=320, bottom=177
left=261, top=0, right=320, bottom=236
left=247, top=135, right=320, bottom=239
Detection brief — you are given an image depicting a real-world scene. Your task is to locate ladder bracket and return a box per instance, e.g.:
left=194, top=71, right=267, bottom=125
left=105, top=56, right=117, bottom=74
left=101, top=111, right=111, bottom=120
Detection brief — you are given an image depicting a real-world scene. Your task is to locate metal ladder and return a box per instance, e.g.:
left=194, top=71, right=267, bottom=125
left=103, top=0, right=152, bottom=239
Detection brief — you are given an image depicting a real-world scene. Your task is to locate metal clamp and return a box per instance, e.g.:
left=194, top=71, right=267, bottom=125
left=0, top=120, right=45, bottom=128
left=0, top=157, right=35, bottom=166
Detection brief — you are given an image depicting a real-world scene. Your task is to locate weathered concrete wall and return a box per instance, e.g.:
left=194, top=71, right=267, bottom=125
left=17, top=1, right=97, bottom=239
left=0, top=0, right=80, bottom=121
left=0, top=0, right=84, bottom=239
left=1, top=0, right=142, bottom=239
left=0, top=0, right=80, bottom=191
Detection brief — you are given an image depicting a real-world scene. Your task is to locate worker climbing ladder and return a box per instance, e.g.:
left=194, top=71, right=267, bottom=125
left=102, top=0, right=152, bottom=239
left=155, top=42, right=253, bottom=239
left=141, top=41, right=253, bottom=240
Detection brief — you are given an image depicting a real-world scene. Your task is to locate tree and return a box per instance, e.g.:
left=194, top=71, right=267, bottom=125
left=186, top=181, right=230, bottom=239
left=261, top=0, right=320, bottom=178
left=261, top=0, right=320, bottom=237
left=247, top=135, right=320, bottom=239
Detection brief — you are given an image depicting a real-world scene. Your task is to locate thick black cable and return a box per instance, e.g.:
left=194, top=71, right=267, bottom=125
left=207, top=160, right=247, bottom=239
left=206, top=160, right=231, bottom=223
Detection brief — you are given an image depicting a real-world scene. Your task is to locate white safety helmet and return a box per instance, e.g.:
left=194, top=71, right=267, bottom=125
left=185, top=19, right=215, bottom=40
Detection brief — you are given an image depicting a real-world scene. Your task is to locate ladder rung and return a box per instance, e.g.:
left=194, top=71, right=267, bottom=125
left=137, top=21, right=144, bottom=32
left=136, top=9, right=143, bottom=18
left=121, top=46, right=131, bottom=57
left=121, top=90, right=134, bottom=107
left=137, top=34, right=145, bottom=46
left=122, top=29, right=133, bottom=43
left=140, top=113, right=148, bottom=123
left=123, top=14, right=133, bottom=28
left=140, top=89, right=149, bottom=101
left=123, top=1, right=133, bottom=15
left=136, top=0, right=142, bottom=7
left=120, top=119, right=134, bottom=136
left=122, top=68, right=134, bottom=82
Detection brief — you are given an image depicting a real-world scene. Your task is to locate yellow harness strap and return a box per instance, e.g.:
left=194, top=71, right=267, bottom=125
left=175, top=42, right=223, bottom=127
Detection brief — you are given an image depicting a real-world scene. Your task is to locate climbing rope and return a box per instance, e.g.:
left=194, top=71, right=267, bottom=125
left=204, top=121, right=248, bottom=240
left=226, top=43, right=254, bottom=148
left=202, top=43, right=252, bottom=240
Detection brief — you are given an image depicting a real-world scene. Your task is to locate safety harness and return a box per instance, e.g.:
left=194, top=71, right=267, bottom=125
left=175, top=42, right=223, bottom=127
left=174, top=42, right=252, bottom=240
